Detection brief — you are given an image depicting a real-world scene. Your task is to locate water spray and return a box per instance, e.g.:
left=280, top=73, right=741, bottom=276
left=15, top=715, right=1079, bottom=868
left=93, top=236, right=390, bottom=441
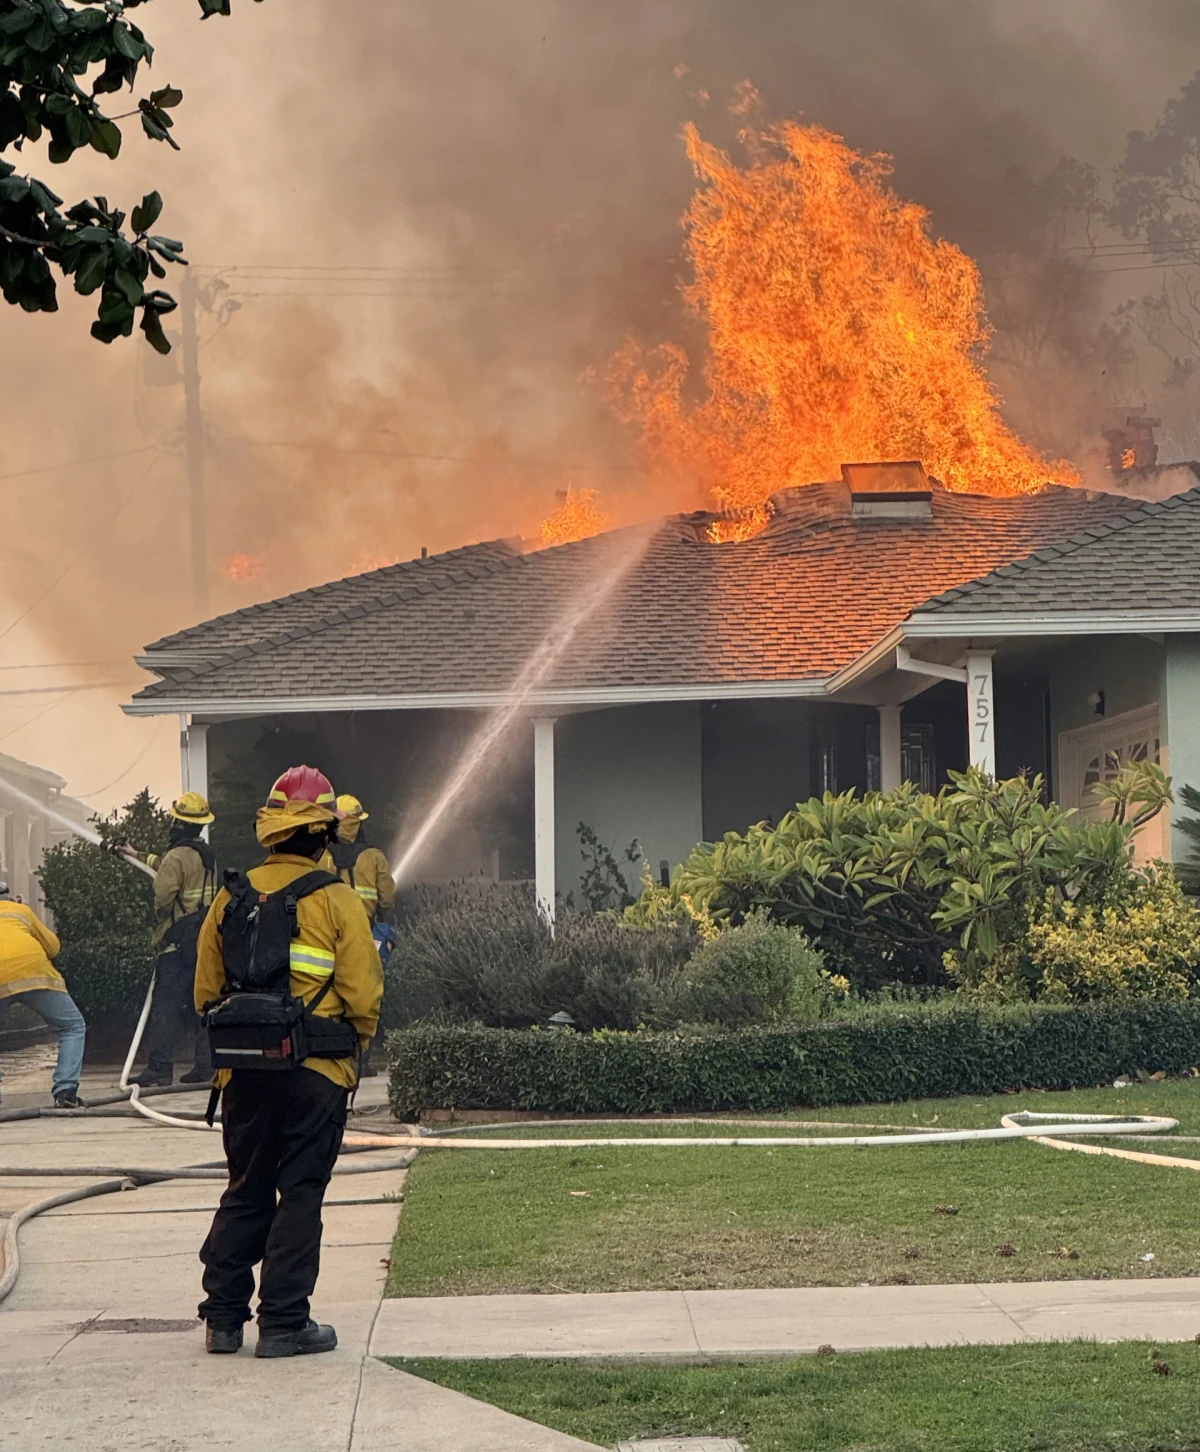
left=0, top=779, right=153, bottom=880
left=391, top=522, right=658, bottom=886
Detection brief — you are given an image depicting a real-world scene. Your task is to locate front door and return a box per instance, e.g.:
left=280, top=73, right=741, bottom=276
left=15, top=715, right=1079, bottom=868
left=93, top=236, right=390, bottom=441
left=1059, top=705, right=1166, bottom=861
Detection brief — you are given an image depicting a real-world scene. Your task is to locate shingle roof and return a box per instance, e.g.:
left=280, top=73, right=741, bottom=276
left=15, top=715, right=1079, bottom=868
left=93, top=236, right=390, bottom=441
left=915, top=487, right=1200, bottom=617
left=130, top=481, right=1139, bottom=708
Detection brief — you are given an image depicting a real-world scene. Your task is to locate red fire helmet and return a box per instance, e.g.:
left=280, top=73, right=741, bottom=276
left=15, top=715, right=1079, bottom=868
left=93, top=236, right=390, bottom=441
left=265, top=765, right=341, bottom=814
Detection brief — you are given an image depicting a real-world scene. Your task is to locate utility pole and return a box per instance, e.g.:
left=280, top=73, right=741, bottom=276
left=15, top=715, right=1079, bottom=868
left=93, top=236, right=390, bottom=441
left=181, top=270, right=209, bottom=619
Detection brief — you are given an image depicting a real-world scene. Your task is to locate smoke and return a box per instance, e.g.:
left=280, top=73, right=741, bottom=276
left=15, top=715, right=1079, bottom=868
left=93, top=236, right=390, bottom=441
left=2, top=0, right=1199, bottom=806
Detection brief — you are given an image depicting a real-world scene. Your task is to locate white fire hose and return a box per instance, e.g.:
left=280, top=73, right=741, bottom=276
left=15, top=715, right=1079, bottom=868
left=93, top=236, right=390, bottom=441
left=4, top=854, right=1197, bottom=1303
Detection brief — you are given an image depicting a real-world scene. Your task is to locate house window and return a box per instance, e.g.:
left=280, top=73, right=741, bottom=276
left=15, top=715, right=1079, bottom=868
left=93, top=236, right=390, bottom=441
left=901, top=724, right=937, bottom=794
left=865, top=722, right=937, bottom=793
left=817, top=744, right=838, bottom=795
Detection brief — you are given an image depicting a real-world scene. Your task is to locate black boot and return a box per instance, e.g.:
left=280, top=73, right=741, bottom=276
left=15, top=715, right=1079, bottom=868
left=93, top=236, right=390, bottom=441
left=255, top=1319, right=338, bottom=1359
left=205, top=1323, right=244, bottom=1354
left=132, top=1065, right=173, bottom=1088
left=179, top=1065, right=212, bottom=1084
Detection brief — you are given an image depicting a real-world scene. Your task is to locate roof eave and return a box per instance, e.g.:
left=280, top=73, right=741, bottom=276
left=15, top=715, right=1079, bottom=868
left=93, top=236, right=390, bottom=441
left=905, top=609, right=1200, bottom=636
left=122, top=678, right=832, bottom=719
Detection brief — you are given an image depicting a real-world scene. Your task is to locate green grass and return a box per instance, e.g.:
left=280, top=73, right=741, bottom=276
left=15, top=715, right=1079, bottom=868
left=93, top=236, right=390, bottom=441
left=392, top=1343, right=1200, bottom=1451
left=387, top=1081, right=1200, bottom=1297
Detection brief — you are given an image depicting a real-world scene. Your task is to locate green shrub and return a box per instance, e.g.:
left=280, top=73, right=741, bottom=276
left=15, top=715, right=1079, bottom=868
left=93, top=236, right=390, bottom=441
left=383, top=884, right=697, bottom=1032
left=657, top=912, right=826, bottom=1028
left=386, top=997, right=1200, bottom=1120
left=38, top=789, right=170, bottom=1034
left=635, top=765, right=1171, bottom=992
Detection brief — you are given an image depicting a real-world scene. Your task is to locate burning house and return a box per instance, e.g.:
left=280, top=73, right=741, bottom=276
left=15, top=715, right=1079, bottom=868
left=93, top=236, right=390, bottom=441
left=124, top=462, right=1200, bottom=908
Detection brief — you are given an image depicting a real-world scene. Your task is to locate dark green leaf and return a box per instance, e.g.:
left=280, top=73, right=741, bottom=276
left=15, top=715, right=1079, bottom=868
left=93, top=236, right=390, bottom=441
left=140, top=304, right=171, bottom=354
left=149, top=86, right=183, bottom=109
left=111, top=23, right=146, bottom=62
left=89, top=120, right=121, bottom=159
left=130, top=190, right=163, bottom=233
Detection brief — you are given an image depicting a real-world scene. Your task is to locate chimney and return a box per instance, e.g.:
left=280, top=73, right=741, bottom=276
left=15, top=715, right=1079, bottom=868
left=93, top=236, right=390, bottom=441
left=1102, top=407, right=1160, bottom=474
left=842, top=461, right=933, bottom=519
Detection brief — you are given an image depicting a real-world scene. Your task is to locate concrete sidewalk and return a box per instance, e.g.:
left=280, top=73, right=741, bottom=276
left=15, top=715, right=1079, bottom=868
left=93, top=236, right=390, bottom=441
left=372, top=1279, right=1200, bottom=1360
left=0, top=1063, right=601, bottom=1451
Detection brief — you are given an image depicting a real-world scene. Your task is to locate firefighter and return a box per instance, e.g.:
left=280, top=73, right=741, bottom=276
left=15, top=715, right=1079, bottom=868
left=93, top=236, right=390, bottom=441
left=119, top=792, right=219, bottom=1088
left=330, top=794, right=395, bottom=1077
left=330, top=795, right=396, bottom=925
left=194, top=765, right=382, bottom=1358
left=0, top=881, right=87, bottom=1109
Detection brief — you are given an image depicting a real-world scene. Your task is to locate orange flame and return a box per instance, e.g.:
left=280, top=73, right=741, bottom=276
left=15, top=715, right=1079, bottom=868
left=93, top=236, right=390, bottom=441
left=607, top=105, right=1077, bottom=521
left=540, top=486, right=611, bottom=546
left=1121, top=447, right=1136, bottom=470
left=222, top=553, right=262, bottom=582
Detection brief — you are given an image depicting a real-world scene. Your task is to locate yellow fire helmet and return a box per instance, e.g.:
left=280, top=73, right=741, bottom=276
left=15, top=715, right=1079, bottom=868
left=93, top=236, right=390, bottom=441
left=336, top=794, right=368, bottom=821
left=170, top=791, right=214, bottom=825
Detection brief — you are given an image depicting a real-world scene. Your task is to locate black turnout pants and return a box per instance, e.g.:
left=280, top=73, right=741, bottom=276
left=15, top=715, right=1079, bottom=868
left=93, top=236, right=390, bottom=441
left=143, top=947, right=211, bottom=1075
left=198, top=1068, right=348, bottom=1333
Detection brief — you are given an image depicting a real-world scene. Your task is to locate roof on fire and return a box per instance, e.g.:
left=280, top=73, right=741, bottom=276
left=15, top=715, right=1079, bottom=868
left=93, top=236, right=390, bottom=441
left=127, top=479, right=1153, bottom=712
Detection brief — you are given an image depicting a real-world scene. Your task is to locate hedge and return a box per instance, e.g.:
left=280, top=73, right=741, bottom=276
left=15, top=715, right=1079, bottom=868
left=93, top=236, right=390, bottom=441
left=385, top=999, right=1200, bottom=1120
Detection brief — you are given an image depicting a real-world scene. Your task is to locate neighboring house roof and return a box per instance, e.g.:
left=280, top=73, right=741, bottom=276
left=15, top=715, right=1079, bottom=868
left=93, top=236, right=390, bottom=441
left=0, top=750, right=66, bottom=792
left=913, top=487, right=1200, bottom=625
left=128, top=479, right=1139, bottom=714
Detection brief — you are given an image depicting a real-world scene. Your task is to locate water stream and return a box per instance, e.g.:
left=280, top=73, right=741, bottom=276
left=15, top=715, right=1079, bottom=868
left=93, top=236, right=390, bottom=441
left=391, top=522, right=656, bottom=886
left=0, top=779, right=156, bottom=879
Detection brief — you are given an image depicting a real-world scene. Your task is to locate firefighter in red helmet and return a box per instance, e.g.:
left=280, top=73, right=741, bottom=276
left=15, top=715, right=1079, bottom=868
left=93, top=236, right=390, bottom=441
left=193, top=766, right=382, bottom=1358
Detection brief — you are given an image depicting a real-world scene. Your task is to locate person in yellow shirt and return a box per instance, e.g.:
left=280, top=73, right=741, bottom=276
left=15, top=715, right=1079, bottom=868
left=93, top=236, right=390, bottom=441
left=193, top=765, right=381, bottom=1359
left=0, top=882, right=86, bottom=1108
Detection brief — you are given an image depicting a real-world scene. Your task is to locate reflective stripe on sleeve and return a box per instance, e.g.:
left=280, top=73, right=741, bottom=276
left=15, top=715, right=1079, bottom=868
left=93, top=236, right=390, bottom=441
left=355, top=885, right=379, bottom=901
left=289, top=943, right=336, bottom=979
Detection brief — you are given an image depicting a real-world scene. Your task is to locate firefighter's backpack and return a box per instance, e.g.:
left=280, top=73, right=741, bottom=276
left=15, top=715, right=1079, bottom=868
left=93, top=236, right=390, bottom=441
left=201, top=868, right=358, bottom=1071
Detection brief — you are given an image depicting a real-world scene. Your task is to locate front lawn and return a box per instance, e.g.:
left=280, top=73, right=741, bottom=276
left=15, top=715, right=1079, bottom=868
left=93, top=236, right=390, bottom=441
left=394, top=1342, right=1200, bottom=1452
left=387, top=1081, right=1200, bottom=1297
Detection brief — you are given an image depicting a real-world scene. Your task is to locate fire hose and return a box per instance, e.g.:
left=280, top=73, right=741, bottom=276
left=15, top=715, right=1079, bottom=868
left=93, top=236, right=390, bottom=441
left=2, top=854, right=1195, bottom=1304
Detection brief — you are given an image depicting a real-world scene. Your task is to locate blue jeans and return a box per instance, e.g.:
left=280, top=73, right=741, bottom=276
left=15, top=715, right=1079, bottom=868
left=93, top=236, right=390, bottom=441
left=6, top=989, right=87, bottom=1096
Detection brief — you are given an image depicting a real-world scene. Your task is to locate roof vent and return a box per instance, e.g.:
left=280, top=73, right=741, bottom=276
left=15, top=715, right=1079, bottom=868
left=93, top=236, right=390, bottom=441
left=842, top=461, right=933, bottom=520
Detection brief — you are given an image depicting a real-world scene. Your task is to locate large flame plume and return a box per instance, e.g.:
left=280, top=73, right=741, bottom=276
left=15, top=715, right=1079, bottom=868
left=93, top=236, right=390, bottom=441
left=597, top=99, right=1076, bottom=541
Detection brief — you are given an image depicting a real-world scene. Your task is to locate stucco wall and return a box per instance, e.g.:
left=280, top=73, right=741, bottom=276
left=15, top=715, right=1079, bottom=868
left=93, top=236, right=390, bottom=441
left=1047, top=635, right=1165, bottom=744
left=554, top=703, right=703, bottom=902
left=1162, top=634, right=1200, bottom=861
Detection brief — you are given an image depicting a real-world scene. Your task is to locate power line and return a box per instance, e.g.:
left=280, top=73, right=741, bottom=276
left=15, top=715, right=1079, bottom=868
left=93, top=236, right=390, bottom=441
left=73, top=718, right=169, bottom=799
left=0, top=660, right=125, bottom=672
left=0, top=690, right=81, bottom=745
left=0, top=455, right=163, bottom=648
left=0, top=681, right=132, bottom=697
left=0, top=444, right=156, bottom=486
left=222, top=434, right=643, bottom=474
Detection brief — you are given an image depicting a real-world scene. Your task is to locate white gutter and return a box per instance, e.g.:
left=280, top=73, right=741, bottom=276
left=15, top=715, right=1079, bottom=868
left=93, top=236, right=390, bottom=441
left=122, top=677, right=830, bottom=718
left=905, top=610, right=1200, bottom=637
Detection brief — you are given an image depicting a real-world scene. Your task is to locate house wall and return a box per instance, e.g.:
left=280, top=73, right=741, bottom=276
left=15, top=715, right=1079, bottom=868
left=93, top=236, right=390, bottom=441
left=1047, top=635, right=1165, bottom=745
left=701, top=700, right=813, bottom=838
left=1162, top=634, right=1200, bottom=860
left=554, top=703, right=703, bottom=902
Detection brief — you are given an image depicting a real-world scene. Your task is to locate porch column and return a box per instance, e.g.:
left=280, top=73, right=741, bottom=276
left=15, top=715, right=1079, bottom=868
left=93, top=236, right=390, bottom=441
left=878, top=706, right=902, bottom=791
left=181, top=717, right=209, bottom=812
left=533, top=716, right=556, bottom=923
left=966, top=651, right=996, bottom=777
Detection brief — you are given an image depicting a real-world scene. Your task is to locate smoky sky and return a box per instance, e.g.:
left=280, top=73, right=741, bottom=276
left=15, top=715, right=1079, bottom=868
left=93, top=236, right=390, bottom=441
left=1, top=0, right=1199, bottom=806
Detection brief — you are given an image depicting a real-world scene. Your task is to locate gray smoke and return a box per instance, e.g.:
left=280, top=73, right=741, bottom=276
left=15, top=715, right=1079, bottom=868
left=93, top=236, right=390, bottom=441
left=1, top=0, right=1199, bottom=803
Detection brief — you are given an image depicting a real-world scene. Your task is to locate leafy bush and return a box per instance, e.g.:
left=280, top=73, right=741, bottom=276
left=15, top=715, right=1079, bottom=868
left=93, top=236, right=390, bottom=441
left=656, top=911, right=826, bottom=1028
left=383, top=884, right=698, bottom=1032
left=38, top=789, right=170, bottom=1031
left=387, top=998, right=1200, bottom=1119
left=576, top=822, right=641, bottom=912
left=635, top=766, right=1171, bottom=992
left=1026, top=871, right=1200, bottom=1003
